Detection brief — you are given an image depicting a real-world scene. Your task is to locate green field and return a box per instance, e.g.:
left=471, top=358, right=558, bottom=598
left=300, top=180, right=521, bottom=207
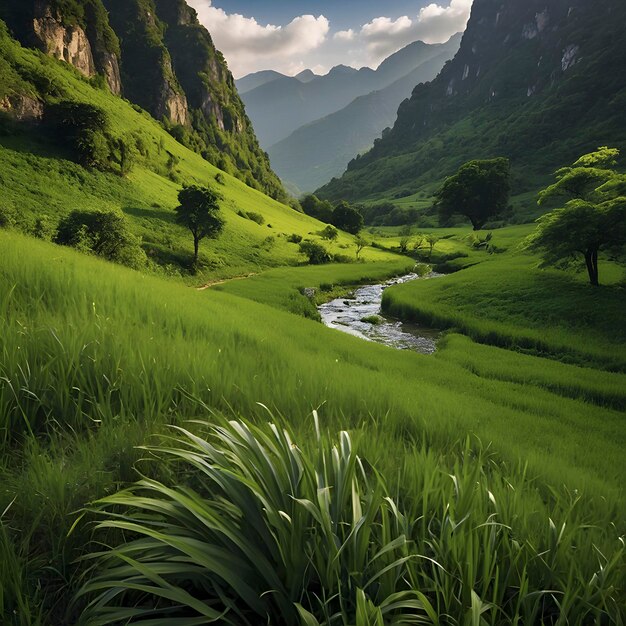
left=1, top=228, right=625, bottom=623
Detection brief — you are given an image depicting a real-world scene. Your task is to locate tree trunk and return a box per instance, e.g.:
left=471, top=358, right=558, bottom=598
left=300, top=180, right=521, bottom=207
left=584, top=247, right=599, bottom=286
left=193, top=235, right=199, bottom=265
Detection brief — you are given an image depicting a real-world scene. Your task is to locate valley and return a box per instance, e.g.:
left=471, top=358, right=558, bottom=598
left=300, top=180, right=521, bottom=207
left=0, top=0, right=624, bottom=624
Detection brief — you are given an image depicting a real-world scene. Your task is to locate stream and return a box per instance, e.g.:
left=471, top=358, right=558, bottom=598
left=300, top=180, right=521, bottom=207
left=318, top=273, right=442, bottom=354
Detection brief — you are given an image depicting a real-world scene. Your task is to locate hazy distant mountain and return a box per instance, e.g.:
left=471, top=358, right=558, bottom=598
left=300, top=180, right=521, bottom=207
left=295, top=69, right=317, bottom=83
left=268, top=34, right=462, bottom=192
left=241, top=39, right=459, bottom=147
left=236, top=70, right=287, bottom=94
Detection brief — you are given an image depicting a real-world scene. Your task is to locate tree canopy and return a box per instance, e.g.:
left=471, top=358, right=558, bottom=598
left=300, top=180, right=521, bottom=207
left=175, top=185, right=225, bottom=265
left=435, top=158, right=510, bottom=230
left=331, top=201, right=364, bottom=235
left=526, top=147, right=626, bottom=286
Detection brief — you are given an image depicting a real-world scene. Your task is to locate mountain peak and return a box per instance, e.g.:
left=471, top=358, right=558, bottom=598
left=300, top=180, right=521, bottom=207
left=295, top=69, right=317, bottom=83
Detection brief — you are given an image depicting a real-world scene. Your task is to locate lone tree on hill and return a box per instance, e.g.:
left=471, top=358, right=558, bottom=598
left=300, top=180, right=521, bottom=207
left=332, top=201, right=364, bottom=235
left=175, top=185, right=225, bottom=265
left=435, top=157, right=510, bottom=230
left=526, top=147, right=625, bottom=286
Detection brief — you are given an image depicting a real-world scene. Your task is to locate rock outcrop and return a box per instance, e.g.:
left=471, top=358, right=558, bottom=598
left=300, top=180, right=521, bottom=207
left=0, top=94, right=44, bottom=121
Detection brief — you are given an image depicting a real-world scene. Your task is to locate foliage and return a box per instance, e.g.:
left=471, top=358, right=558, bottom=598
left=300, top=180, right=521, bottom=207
left=320, top=224, right=338, bottom=241
left=354, top=235, right=367, bottom=260
left=55, top=209, right=146, bottom=268
left=299, top=241, right=332, bottom=265
left=301, top=194, right=334, bottom=223
left=174, top=185, right=225, bottom=264
left=79, top=415, right=431, bottom=625
left=332, top=201, right=364, bottom=235
left=527, top=147, right=626, bottom=285
left=287, top=233, right=303, bottom=244
left=435, top=158, right=510, bottom=230
left=0, top=204, right=17, bottom=229
left=245, top=211, right=265, bottom=225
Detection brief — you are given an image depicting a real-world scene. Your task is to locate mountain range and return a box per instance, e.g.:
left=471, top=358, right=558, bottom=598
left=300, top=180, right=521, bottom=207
left=266, top=34, right=462, bottom=192
left=239, top=37, right=461, bottom=150
left=318, top=0, right=626, bottom=204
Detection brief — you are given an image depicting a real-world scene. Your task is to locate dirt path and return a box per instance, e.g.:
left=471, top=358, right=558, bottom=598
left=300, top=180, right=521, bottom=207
left=196, top=273, right=258, bottom=290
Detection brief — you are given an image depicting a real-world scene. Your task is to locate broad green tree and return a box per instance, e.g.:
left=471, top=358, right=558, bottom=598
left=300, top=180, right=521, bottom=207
left=175, top=185, right=225, bottom=265
left=526, top=147, right=626, bottom=286
left=435, top=158, right=510, bottom=230
left=332, top=201, right=364, bottom=235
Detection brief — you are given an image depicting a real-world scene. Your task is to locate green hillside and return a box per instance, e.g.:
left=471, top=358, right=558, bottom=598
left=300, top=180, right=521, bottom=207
left=0, top=22, right=396, bottom=281
left=318, top=0, right=626, bottom=209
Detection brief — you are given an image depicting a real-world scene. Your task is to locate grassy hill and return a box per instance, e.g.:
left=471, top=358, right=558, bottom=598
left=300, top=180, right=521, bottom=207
left=0, top=22, right=397, bottom=282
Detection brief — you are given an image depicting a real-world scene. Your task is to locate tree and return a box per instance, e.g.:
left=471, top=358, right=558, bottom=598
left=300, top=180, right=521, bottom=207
left=174, top=185, right=225, bottom=265
left=435, top=158, right=510, bottom=230
left=354, top=235, right=367, bottom=260
left=525, top=147, right=626, bottom=286
left=332, top=201, right=364, bottom=235
left=301, top=194, right=333, bottom=223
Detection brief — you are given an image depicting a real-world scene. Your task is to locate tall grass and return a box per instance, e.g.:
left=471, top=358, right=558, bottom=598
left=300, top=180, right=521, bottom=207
left=78, top=415, right=625, bottom=625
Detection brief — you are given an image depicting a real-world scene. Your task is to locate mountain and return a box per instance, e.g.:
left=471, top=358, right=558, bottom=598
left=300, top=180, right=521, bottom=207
left=241, top=40, right=458, bottom=147
left=268, top=34, right=461, bottom=192
left=236, top=69, right=287, bottom=94
left=0, top=0, right=284, bottom=198
left=295, top=69, right=317, bottom=83
left=318, top=0, right=626, bottom=203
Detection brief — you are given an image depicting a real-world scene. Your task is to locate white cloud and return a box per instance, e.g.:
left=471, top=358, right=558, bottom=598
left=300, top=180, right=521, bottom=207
left=359, top=0, right=473, bottom=62
left=334, top=29, right=355, bottom=42
left=186, top=0, right=472, bottom=78
left=186, top=0, right=329, bottom=77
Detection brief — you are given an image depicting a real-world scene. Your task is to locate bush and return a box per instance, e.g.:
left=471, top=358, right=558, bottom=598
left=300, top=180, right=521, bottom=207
left=0, top=204, right=17, bottom=229
left=55, top=209, right=146, bottom=269
left=333, top=253, right=352, bottom=264
left=31, top=215, right=56, bottom=241
left=320, top=225, right=338, bottom=241
left=247, top=211, right=265, bottom=225
left=287, top=233, right=303, bottom=244
left=299, top=241, right=332, bottom=265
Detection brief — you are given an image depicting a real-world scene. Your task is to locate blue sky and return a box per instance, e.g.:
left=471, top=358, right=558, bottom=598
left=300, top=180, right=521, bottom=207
left=187, top=0, right=472, bottom=77
left=210, top=1, right=432, bottom=31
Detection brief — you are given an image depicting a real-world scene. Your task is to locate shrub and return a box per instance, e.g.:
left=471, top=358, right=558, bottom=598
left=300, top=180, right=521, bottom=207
left=0, top=204, right=17, bottom=229
left=299, top=241, right=331, bottom=265
left=55, top=210, right=146, bottom=269
left=320, top=225, right=338, bottom=241
left=247, top=211, right=265, bottom=225
left=31, top=215, right=55, bottom=241
left=287, top=233, right=303, bottom=244
left=333, top=253, right=352, bottom=264
left=214, top=172, right=226, bottom=185
left=78, top=416, right=425, bottom=625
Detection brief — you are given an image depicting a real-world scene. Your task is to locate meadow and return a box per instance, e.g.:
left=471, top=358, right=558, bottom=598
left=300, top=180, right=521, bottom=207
left=0, top=229, right=624, bottom=623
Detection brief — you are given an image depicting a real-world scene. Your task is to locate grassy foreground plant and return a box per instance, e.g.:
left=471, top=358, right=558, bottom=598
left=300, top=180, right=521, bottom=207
left=77, top=413, right=431, bottom=625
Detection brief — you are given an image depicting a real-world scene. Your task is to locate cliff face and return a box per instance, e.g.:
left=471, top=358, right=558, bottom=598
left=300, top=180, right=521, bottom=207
left=101, top=0, right=187, bottom=125
left=0, top=0, right=122, bottom=94
left=318, top=0, right=626, bottom=201
left=0, top=0, right=284, bottom=198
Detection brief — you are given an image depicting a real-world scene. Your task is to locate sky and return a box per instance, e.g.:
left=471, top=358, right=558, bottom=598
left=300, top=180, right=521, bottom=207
left=186, top=0, right=473, bottom=78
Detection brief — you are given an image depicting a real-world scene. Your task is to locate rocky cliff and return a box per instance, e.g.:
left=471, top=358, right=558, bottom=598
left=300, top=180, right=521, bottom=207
left=318, top=0, right=626, bottom=202
left=0, top=0, right=122, bottom=94
left=0, top=0, right=284, bottom=198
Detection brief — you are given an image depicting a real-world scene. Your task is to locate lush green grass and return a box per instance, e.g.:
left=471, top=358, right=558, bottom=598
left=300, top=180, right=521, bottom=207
left=383, top=242, right=626, bottom=370
left=0, top=231, right=625, bottom=622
